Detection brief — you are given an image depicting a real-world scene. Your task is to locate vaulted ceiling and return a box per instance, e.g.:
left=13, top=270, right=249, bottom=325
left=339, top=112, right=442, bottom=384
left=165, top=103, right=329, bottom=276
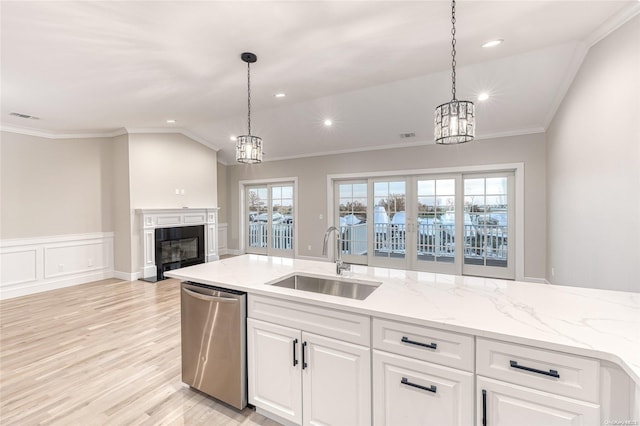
left=1, top=1, right=638, bottom=164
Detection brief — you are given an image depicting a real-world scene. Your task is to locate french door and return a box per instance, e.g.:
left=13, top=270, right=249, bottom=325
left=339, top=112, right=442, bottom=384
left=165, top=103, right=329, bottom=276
left=335, top=172, right=514, bottom=279
left=246, top=183, right=295, bottom=257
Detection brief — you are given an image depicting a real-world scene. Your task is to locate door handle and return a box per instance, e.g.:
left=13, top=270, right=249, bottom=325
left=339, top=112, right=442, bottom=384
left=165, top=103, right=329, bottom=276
left=509, top=360, right=560, bottom=378
left=302, top=341, right=308, bottom=369
left=401, top=336, right=437, bottom=350
left=401, top=377, right=436, bottom=393
left=292, top=339, right=298, bottom=366
left=182, top=288, right=238, bottom=303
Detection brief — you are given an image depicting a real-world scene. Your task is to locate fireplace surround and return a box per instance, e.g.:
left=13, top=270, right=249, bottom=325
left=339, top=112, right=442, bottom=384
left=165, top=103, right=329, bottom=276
left=137, top=208, right=218, bottom=281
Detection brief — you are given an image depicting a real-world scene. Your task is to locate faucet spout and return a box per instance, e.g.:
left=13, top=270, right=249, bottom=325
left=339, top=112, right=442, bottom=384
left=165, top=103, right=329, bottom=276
left=322, top=226, right=351, bottom=275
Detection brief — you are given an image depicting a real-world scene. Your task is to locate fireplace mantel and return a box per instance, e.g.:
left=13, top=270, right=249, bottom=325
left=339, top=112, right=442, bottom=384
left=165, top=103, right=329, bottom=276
left=136, top=208, right=219, bottom=279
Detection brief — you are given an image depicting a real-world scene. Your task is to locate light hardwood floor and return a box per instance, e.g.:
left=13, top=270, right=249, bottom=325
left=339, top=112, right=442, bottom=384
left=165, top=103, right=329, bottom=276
left=0, top=278, right=280, bottom=426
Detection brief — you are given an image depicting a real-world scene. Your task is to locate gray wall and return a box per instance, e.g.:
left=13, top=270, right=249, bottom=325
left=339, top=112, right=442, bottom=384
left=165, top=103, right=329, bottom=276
left=1, top=131, right=113, bottom=239
left=226, top=133, right=547, bottom=280
left=217, top=162, right=228, bottom=224
left=546, top=15, right=640, bottom=292
left=0, top=130, right=219, bottom=275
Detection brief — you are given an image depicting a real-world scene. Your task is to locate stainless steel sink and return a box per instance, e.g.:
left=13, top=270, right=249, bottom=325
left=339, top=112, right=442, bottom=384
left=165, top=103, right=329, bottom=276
left=269, top=274, right=381, bottom=300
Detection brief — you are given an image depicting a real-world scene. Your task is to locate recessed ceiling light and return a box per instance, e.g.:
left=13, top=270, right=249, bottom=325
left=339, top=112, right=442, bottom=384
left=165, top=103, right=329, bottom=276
left=482, top=39, right=503, bottom=48
left=166, top=119, right=176, bottom=124
left=230, top=136, right=237, bottom=141
left=274, top=93, right=286, bottom=98
left=324, top=119, right=333, bottom=126
left=477, top=93, right=490, bottom=101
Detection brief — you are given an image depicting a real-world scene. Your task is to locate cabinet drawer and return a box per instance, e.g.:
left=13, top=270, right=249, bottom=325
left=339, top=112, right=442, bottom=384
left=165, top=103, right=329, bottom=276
left=476, top=338, right=599, bottom=403
left=248, top=294, right=370, bottom=346
left=373, top=317, right=474, bottom=372
left=373, top=350, right=474, bottom=426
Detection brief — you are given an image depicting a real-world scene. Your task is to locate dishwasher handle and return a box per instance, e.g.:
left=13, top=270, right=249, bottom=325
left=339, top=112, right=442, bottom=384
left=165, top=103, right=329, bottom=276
left=182, top=287, right=240, bottom=303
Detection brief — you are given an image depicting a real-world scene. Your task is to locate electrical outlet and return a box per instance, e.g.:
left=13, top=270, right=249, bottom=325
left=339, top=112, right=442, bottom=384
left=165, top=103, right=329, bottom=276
left=180, top=189, right=185, bottom=195
left=551, top=267, right=555, bottom=277
left=175, top=188, right=180, bottom=195
left=58, top=264, right=64, bottom=272
left=319, top=214, right=323, bottom=220
left=308, top=245, right=312, bottom=251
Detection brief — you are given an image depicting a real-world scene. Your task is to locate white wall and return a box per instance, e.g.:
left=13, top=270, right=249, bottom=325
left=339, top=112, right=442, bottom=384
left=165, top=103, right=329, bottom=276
left=226, top=133, right=546, bottom=280
left=546, top=15, right=640, bottom=292
left=128, top=133, right=218, bottom=275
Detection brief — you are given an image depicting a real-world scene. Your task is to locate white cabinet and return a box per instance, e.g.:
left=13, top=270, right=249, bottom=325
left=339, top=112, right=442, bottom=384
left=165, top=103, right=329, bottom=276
left=247, top=295, right=371, bottom=426
left=476, top=338, right=601, bottom=425
left=372, top=317, right=475, bottom=426
left=478, top=376, right=600, bottom=426
left=247, top=318, right=302, bottom=424
left=303, top=333, right=370, bottom=426
left=373, top=350, right=473, bottom=426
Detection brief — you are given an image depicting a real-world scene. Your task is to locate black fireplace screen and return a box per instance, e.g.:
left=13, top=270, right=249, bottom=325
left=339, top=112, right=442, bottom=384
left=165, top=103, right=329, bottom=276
left=155, top=225, right=205, bottom=280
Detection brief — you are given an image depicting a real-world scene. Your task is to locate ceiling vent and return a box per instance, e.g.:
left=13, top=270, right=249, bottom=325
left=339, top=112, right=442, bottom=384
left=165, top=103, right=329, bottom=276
left=9, top=112, right=40, bottom=120
left=399, top=132, right=416, bottom=139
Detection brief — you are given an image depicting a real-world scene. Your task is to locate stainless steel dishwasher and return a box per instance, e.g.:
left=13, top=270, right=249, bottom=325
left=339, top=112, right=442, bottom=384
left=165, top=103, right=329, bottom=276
left=180, top=281, right=247, bottom=410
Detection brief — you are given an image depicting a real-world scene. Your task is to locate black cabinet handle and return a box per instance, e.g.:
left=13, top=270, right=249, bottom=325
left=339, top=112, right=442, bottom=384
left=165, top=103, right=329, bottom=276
left=302, top=341, right=308, bottom=369
left=400, top=377, right=437, bottom=393
left=292, top=339, right=298, bottom=366
left=401, top=336, right=437, bottom=350
left=510, top=360, right=560, bottom=378
left=482, top=389, right=487, bottom=426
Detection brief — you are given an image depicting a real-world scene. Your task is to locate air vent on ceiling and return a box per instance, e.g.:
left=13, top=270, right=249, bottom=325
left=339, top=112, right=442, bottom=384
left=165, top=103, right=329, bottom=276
left=399, top=132, right=416, bottom=139
left=10, top=112, right=40, bottom=120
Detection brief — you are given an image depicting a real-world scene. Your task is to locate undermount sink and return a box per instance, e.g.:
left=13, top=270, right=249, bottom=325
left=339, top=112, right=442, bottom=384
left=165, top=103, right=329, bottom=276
left=268, top=274, right=381, bottom=300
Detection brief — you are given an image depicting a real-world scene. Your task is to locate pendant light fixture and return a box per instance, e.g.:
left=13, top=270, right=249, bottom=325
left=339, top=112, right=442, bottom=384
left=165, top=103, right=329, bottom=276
left=236, top=52, right=263, bottom=164
left=434, top=0, right=475, bottom=144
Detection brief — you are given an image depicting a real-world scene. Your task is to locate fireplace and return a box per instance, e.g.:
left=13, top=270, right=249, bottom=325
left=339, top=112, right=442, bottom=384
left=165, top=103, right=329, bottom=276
left=155, top=225, right=205, bottom=280
left=136, top=208, right=218, bottom=281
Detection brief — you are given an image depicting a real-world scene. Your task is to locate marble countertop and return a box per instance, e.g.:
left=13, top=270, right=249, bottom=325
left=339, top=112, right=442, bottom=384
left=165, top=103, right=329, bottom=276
left=166, top=255, right=640, bottom=385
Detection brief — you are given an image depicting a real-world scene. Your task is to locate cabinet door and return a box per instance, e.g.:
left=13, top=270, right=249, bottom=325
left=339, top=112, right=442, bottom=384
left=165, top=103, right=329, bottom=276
left=247, top=318, right=302, bottom=424
left=478, top=376, right=600, bottom=426
left=373, top=350, right=474, bottom=426
left=302, top=332, right=371, bottom=426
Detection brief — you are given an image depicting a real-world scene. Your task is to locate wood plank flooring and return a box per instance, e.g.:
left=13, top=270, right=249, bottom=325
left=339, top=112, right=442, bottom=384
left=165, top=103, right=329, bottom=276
left=0, top=278, right=280, bottom=426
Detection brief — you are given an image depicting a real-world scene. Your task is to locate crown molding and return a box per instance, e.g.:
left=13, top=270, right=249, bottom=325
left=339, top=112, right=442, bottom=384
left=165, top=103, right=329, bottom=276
left=0, top=124, right=219, bottom=152
left=219, top=127, right=545, bottom=165
left=0, top=124, right=127, bottom=139
left=584, top=2, right=640, bottom=48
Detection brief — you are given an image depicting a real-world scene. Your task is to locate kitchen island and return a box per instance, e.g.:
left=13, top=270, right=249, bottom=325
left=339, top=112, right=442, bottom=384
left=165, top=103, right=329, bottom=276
left=166, top=254, right=639, bottom=425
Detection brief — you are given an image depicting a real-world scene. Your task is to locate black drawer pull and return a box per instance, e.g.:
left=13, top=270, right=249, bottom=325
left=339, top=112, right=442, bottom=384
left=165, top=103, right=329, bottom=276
left=292, top=339, right=298, bottom=366
left=510, top=360, right=560, bottom=378
left=401, top=336, right=437, bottom=350
left=302, top=341, right=308, bottom=369
left=482, top=389, right=487, bottom=426
left=401, top=377, right=437, bottom=393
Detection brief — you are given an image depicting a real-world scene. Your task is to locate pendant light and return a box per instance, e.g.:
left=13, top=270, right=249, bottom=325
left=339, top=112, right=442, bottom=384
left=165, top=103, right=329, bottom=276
left=236, top=52, right=263, bottom=163
left=434, top=0, right=475, bottom=144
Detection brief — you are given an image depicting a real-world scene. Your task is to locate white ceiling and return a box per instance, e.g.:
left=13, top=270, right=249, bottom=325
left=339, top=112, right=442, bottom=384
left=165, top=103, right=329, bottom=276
left=1, top=1, right=638, bottom=164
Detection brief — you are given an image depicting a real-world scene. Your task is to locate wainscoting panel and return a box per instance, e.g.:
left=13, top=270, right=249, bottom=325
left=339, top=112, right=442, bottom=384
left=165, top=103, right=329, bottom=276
left=0, top=233, right=114, bottom=300
left=218, top=223, right=228, bottom=255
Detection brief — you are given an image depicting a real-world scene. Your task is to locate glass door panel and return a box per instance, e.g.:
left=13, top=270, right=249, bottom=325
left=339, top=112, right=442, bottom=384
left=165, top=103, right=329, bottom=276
left=371, top=180, right=407, bottom=268
left=247, top=186, right=268, bottom=254
left=415, top=178, right=456, bottom=271
left=270, top=185, right=294, bottom=255
left=245, top=183, right=295, bottom=257
left=463, top=174, right=514, bottom=279
left=337, top=182, right=368, bottom=264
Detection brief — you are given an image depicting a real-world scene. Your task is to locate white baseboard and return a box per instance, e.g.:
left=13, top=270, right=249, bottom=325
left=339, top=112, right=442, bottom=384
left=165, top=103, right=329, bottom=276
left=114, top=271, right=140, bottom=282
left=524, top=276, right=549, bottom=284
left=0, top=232, right=114, bottom=300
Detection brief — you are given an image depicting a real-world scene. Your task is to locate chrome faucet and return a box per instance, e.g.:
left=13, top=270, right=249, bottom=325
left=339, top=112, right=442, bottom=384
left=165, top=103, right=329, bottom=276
left=322, top=226, right=351, bottom=275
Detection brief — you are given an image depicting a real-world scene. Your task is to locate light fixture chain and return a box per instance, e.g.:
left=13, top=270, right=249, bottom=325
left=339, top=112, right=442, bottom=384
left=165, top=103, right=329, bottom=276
left=247, top=61, right=252, bottom=136
left=451, top=0, right=457, bottom=101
